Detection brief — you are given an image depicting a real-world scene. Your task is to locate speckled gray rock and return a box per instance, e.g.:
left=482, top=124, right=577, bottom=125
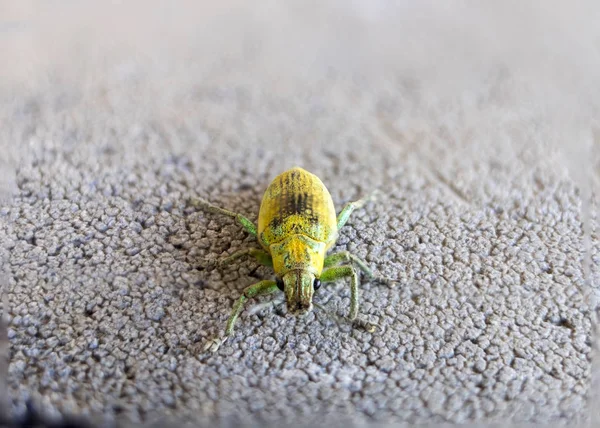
left=2, top=2, right=600, bottom=428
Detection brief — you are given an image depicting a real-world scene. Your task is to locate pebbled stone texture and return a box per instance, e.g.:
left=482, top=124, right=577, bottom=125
left=2, top=81, right=597, bottom=427
left=2, top=2, right=600, bottom=428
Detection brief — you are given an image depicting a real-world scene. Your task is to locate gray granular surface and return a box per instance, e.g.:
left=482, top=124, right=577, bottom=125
left=2, top=77, right=596, bottom=428
left=2, top=4, right=600, bottom=427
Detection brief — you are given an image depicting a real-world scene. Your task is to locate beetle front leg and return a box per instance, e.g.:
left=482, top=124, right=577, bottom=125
left=204, top=280, right=279, bottom=353
left=313, top=302, right=378, bottom=333
left=320, top=265, right=359, bottom=320
left=324, top=251, right=395, bottom=287
left=189, top=196, right=258, bottom=237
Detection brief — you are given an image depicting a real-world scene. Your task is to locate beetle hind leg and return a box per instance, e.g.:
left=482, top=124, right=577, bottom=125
left=189, top=196, right=258, bottom=237
left=204, top=248, right=273, bottom=269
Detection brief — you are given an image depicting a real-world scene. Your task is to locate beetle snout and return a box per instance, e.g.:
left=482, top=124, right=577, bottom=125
left=283, top=270, right=315, bottom=317
left=289, top=301, right=313, bottom=317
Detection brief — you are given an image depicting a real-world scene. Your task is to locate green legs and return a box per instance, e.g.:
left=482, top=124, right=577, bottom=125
left=190, top=196, right=278, bottom=353
left=313, top=301, right=377, bottom=333
left=324, top=251, right=371, bottom=272
left=204, top=280, right=279, bottom=352
left=194, top=190, right=395, bottom=352
left=191, top=191, right=379, bottom=238
left=212, top=248, right=273, bottom=268
left=324, top=251, right=395, bottom=287
left=189, top=197, right=271, bottom=269
left=189, top=197, right=257, bottom=236
left=327, top=192, right=395, bottom=323
left=336, top=192, right=379, bottom=230
left=321, top=265, right=360, bottom=320
left=319, top=250, right=396, bottom=322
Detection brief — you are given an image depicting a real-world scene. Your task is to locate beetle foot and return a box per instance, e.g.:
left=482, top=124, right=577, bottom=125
left=203, top=336, right=228, bottom=353
left=188, top=196, right=210, bottom=209
left=195, top=258, right=221, bottom=271
left=372, top=275, right=397, bottom=288
left=368, top=189, right=383, bottom=202
left=353, top=317, right=379, bottom=333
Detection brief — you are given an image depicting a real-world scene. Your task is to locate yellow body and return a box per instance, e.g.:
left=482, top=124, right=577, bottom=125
left=193, top=165, right=389, bottom=351
left=256, top=167, right=338, bottom=314
left=257, top=167, right=338, bottom=277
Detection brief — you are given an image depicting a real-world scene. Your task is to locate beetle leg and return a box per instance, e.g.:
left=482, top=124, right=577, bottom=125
left=247, top=294, right=285, bottom=316
left=189, top=197, right=257, bottom=237
left=324, top=251, right=396, bottom=287
left=248, top=249, right=273, bottom=267
left=313, top=302, right=378, bottom=333
left=215, top=248, right=273, bottom=268
left=335, top=191, right=379, bottom=230
left=320, top=266, right=359, bottom=320
left=204, top=280, right=279, bottom=353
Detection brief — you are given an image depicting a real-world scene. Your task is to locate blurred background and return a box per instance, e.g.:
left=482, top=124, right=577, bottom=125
left=2, top=0, right=599, bottom=200
left=1, top=1, right=600, bottom=427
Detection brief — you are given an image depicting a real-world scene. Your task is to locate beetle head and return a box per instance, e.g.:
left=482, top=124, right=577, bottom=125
left=278, top=270, right=319, bottom=317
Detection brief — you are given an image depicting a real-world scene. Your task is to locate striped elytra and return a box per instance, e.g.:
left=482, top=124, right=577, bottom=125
left=257, top=167, right=338, bottom=250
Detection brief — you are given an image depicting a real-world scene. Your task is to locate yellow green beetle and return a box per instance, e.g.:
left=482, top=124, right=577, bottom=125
left=190, top=166, right=394, bottom=352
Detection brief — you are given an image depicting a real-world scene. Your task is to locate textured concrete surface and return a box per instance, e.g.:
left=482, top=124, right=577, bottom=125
left=2, top=2, right=600, bottom=428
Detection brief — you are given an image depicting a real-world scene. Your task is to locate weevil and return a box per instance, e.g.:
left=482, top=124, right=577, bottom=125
left=190, top=166, right=394, bottom=352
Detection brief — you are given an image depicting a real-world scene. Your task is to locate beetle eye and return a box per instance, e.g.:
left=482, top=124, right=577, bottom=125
left=276, top=277, right=285, bottom=291
left=313, top=278, right=321, bottom=290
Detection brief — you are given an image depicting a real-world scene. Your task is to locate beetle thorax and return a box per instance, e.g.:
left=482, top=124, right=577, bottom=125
left=270, top=234, right=327, bottom=277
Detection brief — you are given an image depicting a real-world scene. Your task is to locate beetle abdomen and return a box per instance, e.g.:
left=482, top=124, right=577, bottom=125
left=258, top=167, right=337, bottom=248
